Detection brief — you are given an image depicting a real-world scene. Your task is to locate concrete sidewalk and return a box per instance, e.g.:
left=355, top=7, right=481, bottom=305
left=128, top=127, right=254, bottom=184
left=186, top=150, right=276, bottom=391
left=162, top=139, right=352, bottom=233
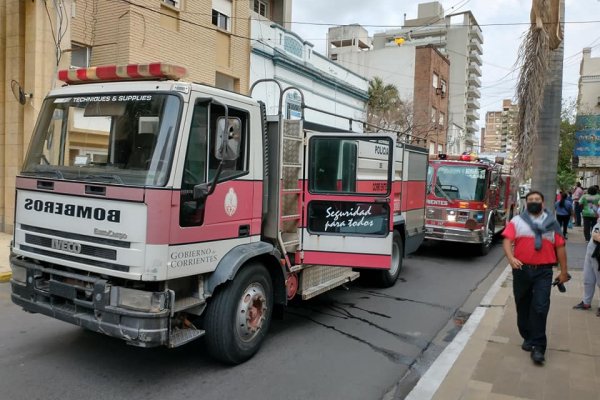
left=0, top=231, right=12, bottom=282
left=409, top=226, right=600, bottom=400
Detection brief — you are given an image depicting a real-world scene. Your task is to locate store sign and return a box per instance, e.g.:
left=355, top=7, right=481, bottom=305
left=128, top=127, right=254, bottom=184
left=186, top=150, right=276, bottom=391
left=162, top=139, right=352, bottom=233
left=574, top=115, right=600, bottom=167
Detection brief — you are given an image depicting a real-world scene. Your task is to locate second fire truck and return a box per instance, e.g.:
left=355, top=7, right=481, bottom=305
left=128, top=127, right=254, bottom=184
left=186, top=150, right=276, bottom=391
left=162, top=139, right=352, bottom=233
left=425, top=154, right=514, bottom=255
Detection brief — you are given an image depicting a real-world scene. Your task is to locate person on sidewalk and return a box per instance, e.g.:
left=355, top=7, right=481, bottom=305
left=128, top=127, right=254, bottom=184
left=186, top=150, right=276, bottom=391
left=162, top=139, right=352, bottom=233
left=572, top=182, right=584, bottom=226
left=554, top=192, right=572, bottom=239
left=573, top=223, right=600, bottom=315
left=502, top=190, right=570, bottom=365
left=580, top=185, right=600, bottom=241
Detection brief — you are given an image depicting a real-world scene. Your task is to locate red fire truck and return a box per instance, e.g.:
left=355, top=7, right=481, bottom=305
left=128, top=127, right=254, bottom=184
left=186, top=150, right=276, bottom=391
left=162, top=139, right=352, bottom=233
left=9, top=63, right=428, bottom=364
left=425, top=154, right=514, bottom=255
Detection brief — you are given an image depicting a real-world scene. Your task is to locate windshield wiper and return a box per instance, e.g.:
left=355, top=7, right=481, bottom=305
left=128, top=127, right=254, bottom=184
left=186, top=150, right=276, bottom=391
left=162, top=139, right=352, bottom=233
left=433, top=181, right=453, bottom=202
left=81, top=174, right=124, bottom=184
left=28, top=167, right=65, bottom=179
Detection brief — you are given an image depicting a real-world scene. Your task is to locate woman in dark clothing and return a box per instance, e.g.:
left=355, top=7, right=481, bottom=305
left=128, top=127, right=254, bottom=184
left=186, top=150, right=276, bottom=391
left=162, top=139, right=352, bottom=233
left=555, top=192, right=573, bottom=239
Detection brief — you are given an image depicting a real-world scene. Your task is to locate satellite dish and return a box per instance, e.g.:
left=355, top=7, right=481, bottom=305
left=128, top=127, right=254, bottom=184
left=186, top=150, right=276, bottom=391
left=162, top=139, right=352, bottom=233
left=10, top=80, right=30, bottom=105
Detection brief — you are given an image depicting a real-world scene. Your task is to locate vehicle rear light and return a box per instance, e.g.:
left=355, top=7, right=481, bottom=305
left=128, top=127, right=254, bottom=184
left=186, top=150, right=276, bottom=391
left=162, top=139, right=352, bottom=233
left=58, top=62, right=188, bottom=85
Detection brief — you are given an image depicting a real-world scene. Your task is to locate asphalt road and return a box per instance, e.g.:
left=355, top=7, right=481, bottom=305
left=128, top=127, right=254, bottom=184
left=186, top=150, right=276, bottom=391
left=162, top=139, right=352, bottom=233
left=0, top=241, right=507, bottom=400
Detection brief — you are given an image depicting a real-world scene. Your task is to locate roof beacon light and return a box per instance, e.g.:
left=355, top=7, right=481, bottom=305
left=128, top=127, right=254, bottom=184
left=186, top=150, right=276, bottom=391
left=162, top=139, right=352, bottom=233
left=58, top=63, right=188, bottom=85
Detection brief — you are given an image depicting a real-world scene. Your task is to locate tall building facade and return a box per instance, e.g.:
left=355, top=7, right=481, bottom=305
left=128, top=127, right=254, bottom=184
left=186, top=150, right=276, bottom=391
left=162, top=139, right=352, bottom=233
left=0, top=0, right=285, bottom=232
left=372, top=1, right=483, bottom=154
left=483, top=99, right=517, bottom=167
left=327, top=25, right=450, bottom=151
left=575, top=47, right=600, bottom=187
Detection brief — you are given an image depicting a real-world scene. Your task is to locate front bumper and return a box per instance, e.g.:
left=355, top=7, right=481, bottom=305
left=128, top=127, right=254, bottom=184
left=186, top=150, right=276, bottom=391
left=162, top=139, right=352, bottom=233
left=425, top=226, right=485, bottom=244
left=10, top=256, right=170, bottom=347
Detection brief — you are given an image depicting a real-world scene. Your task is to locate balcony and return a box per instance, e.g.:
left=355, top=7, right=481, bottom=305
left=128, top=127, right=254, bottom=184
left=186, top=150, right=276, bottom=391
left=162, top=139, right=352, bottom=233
left=470, top=51, right=482, bottom=66
left=466, top=108, right=480, bottom=120
left=470, top=26, right=483, bottom=43
left=467, top=86, right=481, bottom=98
left=469, top=39, right=483, bottom=55
left=468, top=62, right=481, bottom=76
left=467, top=97, right=480, bottom=109
left=468, top=74, right=481, bottom=87
left=466, top=120, right=479, bottom=133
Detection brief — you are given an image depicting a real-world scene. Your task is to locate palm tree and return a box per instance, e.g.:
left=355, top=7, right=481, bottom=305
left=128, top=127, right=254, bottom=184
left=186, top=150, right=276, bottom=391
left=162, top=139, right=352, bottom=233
left=514, top=0, right=564, bottom=211
left=367, top=77, right=400, bottom=124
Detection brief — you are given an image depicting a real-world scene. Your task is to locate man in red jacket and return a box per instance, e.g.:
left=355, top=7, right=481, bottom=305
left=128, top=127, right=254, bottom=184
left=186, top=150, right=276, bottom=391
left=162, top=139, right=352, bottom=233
left=502, top=190, right=569, bottom=364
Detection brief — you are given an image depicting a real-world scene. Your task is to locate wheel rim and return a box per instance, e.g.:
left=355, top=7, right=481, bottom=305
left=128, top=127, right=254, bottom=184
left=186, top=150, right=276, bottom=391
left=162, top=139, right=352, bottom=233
left=236, top=283, right=268, bottom=342
left=389, top=241, right=401, bottom=275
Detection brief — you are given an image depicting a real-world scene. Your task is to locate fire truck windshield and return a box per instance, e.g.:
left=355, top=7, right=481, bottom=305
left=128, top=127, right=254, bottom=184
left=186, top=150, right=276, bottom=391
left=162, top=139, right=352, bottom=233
left=433, top=165, right=487, bottom=201
left=22, top=93, right=181, bottom=187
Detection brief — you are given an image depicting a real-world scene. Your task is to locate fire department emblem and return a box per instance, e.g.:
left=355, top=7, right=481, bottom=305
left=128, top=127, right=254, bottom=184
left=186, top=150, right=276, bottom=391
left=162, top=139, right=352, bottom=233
left=224, top=188, right=238, bottom=217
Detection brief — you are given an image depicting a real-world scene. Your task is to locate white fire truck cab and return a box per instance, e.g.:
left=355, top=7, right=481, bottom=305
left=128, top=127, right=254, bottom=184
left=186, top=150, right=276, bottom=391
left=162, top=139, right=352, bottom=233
left=10, top=63, right=428, bottom=364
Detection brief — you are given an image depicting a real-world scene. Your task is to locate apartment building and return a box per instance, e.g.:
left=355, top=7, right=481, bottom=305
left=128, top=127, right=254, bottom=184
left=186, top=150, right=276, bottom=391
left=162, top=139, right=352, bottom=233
left=327, top=25, right=449, bottom=150
left=371, top=1, right=483, bottom=154
left=483, top=99, right=517, bottom=168
left=575, top=47, right=600, bottom=187
left=0, top=0, right=282, bottom=232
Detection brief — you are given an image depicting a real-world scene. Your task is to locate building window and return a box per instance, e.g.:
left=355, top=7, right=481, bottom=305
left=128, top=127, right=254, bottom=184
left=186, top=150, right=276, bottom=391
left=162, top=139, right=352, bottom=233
left=212, top=0, right=232, bottom=31
left=212, top=10, right=230, bottom=30
left=253, top=0, right=268, bottom=17
left=330, top=53, right=338, bottom=61
left=440, top=79, right=447, bottom=97
left=432, top=73, right=439, bottom=89
left=71, top=43, right=91, bottom=68
left=162, top=0, right=181, bottom=9
left=439, top=112, right=445, bottom=127
left=431, top=107, right=437, bottom=124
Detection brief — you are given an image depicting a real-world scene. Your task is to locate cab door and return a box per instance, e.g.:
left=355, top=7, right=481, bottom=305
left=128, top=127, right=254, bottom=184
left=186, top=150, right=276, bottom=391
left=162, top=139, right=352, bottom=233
left=300, top=133, right=394, bottom=269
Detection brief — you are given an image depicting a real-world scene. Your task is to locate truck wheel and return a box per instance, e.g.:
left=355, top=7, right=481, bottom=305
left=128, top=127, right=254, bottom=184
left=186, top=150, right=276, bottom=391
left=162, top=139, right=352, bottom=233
left=369, top=231, right=403, bottom=288
left=204, top=262, right=273, bottom=364
left=477, top=219, right=494, bottom=256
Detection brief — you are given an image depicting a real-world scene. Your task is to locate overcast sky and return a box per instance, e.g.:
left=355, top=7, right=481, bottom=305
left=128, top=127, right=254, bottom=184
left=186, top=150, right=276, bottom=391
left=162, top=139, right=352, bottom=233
left=290, top=0, right=600, bottom=141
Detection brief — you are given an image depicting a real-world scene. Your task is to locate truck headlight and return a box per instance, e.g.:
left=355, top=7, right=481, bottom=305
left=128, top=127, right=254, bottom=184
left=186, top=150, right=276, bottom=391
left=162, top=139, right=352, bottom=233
left=10, top=264, right=27, bottom=284
left=110, top=287, right=167, bottom=313
left=447, top=210, right=457, bottom=222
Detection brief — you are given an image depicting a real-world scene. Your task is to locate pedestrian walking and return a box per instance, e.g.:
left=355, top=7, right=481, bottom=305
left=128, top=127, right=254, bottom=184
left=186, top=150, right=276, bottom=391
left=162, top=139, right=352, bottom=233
left=573, top=223, right=600, bottom=314
left=502, top=190, right=569, bottom=365
left=554, top=192, right=572, bottom=239
left=572, top=182, right=584, bottom=226
left=580, top=186, right=600, bottom=241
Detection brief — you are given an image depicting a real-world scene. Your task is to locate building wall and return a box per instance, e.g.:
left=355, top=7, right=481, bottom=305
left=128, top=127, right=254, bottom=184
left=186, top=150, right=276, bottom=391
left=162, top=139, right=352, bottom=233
left=1, top=0, right=66, bottom=233
left=413, top=45, right=449, bottom=152
left=71, top=0, right=251, bottom=93
left=250, top=18, right=368, bottom=131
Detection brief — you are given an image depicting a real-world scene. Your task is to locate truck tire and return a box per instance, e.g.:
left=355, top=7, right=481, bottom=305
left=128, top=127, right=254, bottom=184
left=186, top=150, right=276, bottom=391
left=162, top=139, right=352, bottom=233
left=204, top=262, right=273, bottom=364
left=369, top=231, right=403, bottom=288
left=476, top=218, right=495, bottom=256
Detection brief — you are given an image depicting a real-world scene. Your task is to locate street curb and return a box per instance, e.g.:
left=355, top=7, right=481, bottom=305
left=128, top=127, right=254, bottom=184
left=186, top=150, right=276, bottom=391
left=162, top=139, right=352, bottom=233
left=0, top=271, right=12, bottom=283
left=405, top=266, right=511, bottom=400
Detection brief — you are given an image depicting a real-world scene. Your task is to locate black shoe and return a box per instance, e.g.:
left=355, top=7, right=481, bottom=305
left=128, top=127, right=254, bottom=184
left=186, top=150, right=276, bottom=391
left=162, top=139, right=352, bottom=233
left=531, top=347, right=545, bottom=364
left=521, top=341, right=533, bottom=352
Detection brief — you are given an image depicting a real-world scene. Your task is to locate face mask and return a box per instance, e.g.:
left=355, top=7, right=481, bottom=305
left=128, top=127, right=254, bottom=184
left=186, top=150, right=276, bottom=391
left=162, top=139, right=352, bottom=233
left=527, top=202, right=543, bottom=214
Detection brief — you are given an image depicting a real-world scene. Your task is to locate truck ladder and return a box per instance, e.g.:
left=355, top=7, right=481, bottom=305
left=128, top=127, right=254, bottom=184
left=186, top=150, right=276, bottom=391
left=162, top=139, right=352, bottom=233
left=279, top=119, right=303, bottom=254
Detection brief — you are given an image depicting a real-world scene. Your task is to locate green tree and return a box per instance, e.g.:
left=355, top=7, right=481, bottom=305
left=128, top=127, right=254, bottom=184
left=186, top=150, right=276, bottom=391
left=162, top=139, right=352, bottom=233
left=556, top=117, right=576, bottom=191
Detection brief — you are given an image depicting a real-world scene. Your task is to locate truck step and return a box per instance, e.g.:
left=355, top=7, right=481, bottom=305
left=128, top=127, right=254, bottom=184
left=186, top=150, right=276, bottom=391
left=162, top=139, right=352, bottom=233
left=282, top=189, right=302, bottom=194
left=168, top=328, right=205, bottom=348
left=300, top=266, right=359, bottom=300
left=281, top=214, right=301, bottom=221
left=173, top=297, right=204, bottom=313
left=282, top=163, right=302, bottom=168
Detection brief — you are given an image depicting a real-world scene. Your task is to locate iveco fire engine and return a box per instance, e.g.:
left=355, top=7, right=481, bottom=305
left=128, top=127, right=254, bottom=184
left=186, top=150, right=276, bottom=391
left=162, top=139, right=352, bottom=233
left=9, top=63, right=428, bottom=364
left=425, top=154, right=514, bottom=255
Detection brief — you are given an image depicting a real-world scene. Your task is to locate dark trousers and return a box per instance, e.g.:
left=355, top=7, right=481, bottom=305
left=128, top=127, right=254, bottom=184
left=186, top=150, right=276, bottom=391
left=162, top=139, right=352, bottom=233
left=512, top=266, right=553, bottom=351
left=574, top=202, right=582, bottom=226
left=556, top=214, right=570, bottom=237
left=583, top=216, right=597, bottom=242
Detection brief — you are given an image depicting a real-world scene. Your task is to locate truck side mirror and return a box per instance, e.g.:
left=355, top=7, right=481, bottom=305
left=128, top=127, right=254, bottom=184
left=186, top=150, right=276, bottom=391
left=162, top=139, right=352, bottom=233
left=215, top=117, right=241, bottom=161
left=193, top=183, right=209, bottom=201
